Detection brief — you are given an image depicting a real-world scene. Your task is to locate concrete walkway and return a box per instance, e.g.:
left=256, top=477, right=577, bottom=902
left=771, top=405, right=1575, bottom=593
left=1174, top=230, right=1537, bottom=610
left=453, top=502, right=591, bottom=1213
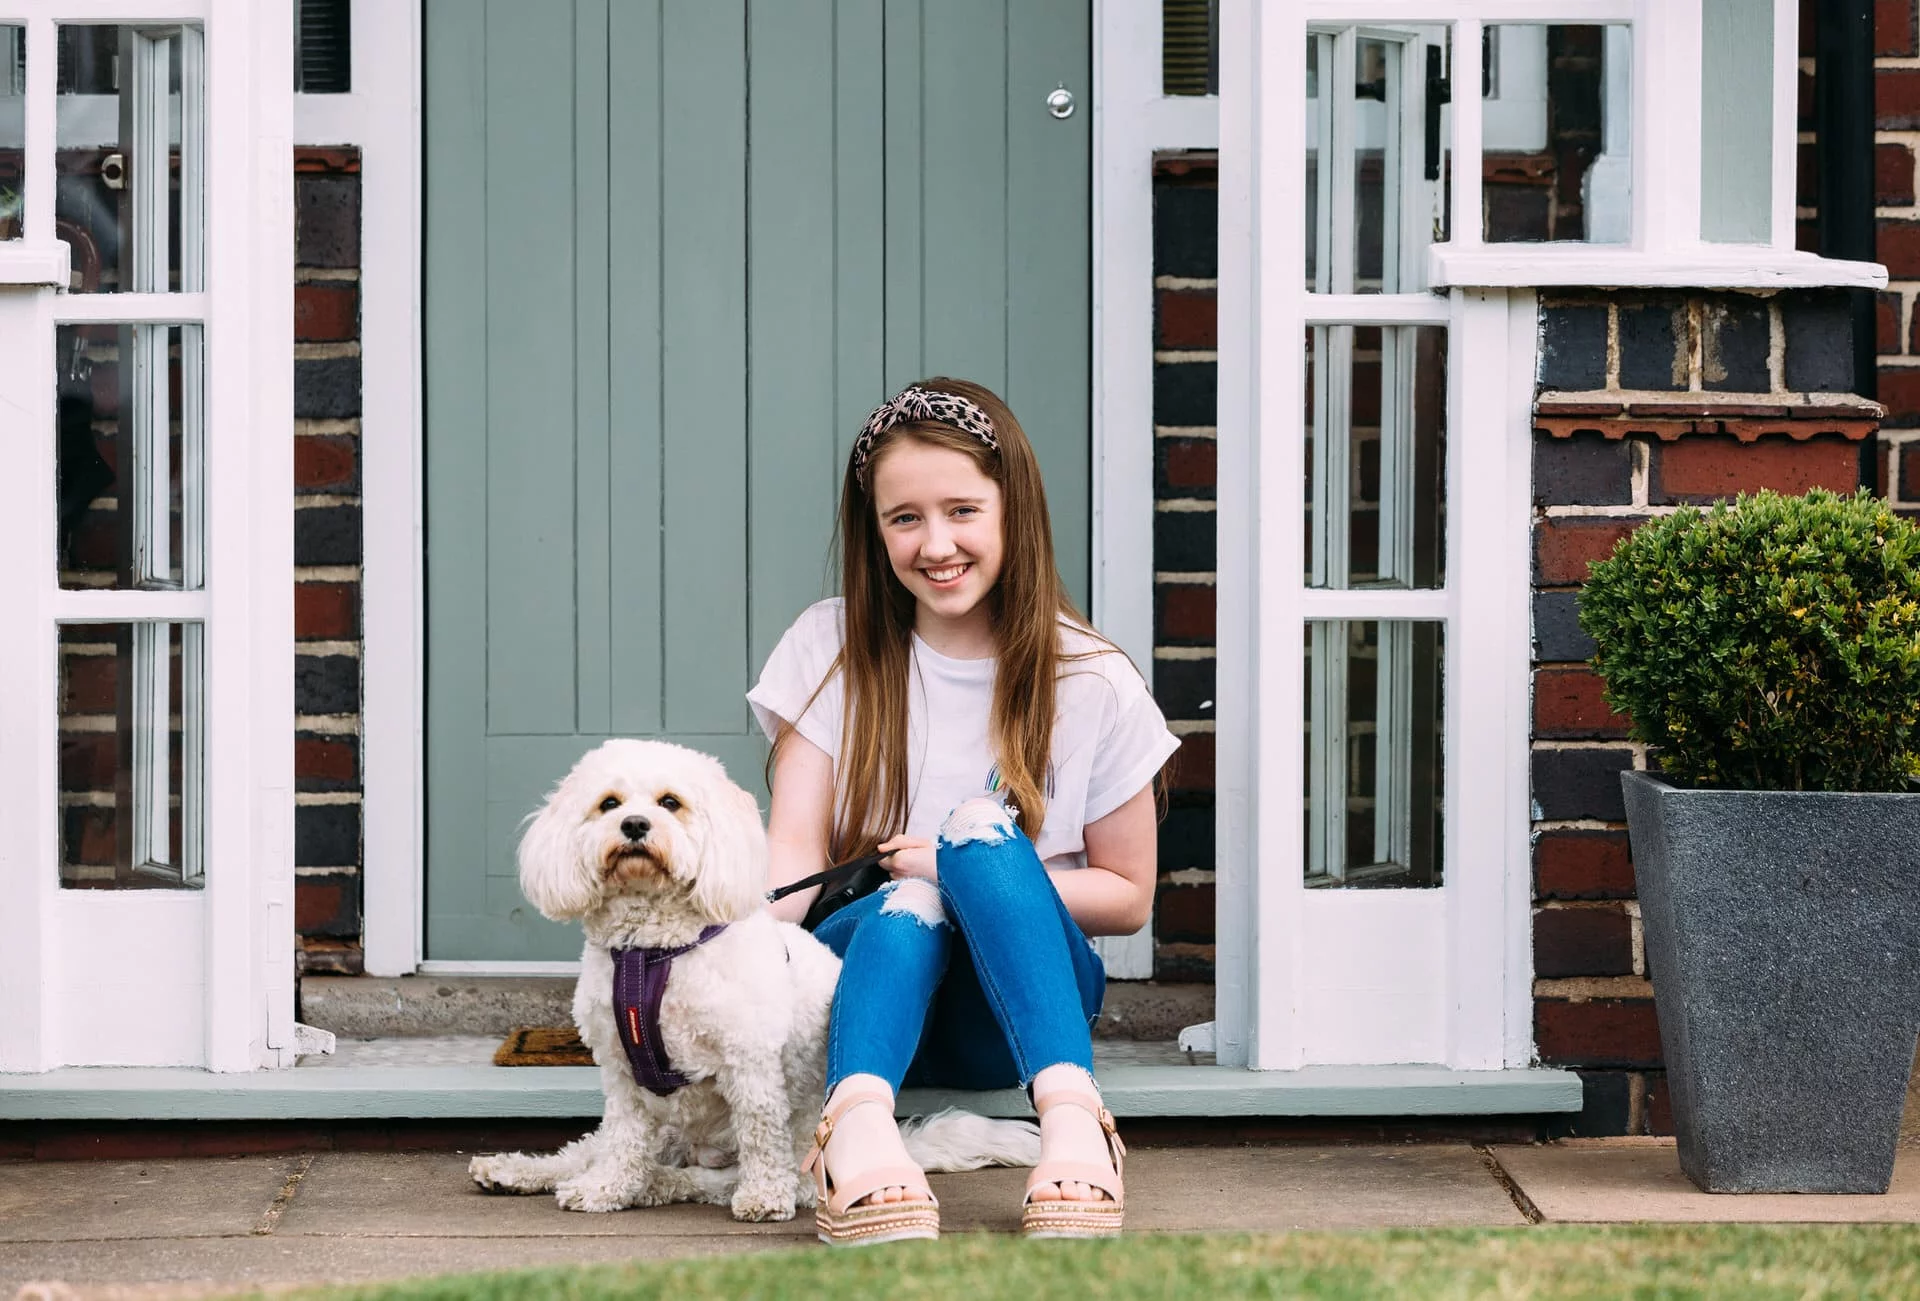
left=3, top=1141, right=1918, bottom=1298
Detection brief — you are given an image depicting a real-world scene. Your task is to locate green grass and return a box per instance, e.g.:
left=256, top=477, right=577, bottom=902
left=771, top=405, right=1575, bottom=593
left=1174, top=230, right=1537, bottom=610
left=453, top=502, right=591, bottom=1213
left=300, top=1225, right=1920, bottom=1301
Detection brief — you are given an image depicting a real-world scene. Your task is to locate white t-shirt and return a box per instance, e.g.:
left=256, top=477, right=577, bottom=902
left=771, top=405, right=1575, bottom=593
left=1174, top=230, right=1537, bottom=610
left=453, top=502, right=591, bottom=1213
left=747, top=598, right=1180, bottom=871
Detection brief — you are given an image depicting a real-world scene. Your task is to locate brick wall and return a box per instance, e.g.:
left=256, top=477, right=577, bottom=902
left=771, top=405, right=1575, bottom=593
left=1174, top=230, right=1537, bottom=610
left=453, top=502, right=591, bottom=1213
left=292, top=148, right=364, bottom=975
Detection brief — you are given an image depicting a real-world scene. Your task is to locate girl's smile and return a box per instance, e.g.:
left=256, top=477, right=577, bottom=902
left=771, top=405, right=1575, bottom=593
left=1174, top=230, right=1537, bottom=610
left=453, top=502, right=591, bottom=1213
left=870, top=441, right=1005, bottom=657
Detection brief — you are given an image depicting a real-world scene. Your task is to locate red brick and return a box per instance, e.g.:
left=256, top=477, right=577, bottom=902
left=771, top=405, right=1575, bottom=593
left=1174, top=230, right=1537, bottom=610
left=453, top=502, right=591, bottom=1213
left=1884, top=366, right=1920, bottom=428
left=1903, top=441, right=1920, bottom=497
left=295, top=435, right=358, bottom=493
left=1162, top=438, right=1216, bottom=490
left=1535, top=998, right=1664, bottom=1068
left=1650, top=435, right=1862, bottom=503
left=1157, top=583, right=1216, bottom=643
left=59, top=732, right=118, bottom=790
left=1534, top=667, right=1630, bottom=739
left=1883, top=292, right=1904, bottom=357
left=1533, top=517, right=1641, bottom=586
left=1800, top=0, right=1816, bottom=58
left=1796, top=141, right=1818, bottom=208
left=1154, top=883, right=1215, bottom=943
left=1171, top=731, right=1213, bottom=793
left=1880, top=142, right=1916, bottom=207
left=1878, top=68, right=1920, bottom=129
left=60, top=653, right=118, bottom=713
left=1880, top=0, right=1918, bottom=56
left=1535, top=830, right=1636, bottom=900
left=296, top=874, right=357, bottom=935
left=1881, top=220, right=1920, bottom=279
left=1535, top=906, right=1634, bottom=978
left=1797, top=219, right=1819, bottom=255
left=294, top=283, right=358, bottom=342
left=1644, top=1072, right=1676, bottom=1136
left=295, top=581, right=359, bottom=640
left=1157, top=289, right=1216, bottom=349
left=296, top=735, right=358, bottom=785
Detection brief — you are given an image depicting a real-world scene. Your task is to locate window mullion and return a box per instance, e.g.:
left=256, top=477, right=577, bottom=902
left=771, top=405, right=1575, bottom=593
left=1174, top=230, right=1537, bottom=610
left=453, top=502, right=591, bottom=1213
left=1327, top=28, right=1357, bottom=294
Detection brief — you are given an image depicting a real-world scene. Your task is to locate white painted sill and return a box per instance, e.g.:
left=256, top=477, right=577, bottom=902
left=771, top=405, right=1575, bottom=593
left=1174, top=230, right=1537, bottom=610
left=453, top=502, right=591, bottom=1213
left=0, top=241, right=69, bottom=287
left=1430, top=245, right=1887, bottom=291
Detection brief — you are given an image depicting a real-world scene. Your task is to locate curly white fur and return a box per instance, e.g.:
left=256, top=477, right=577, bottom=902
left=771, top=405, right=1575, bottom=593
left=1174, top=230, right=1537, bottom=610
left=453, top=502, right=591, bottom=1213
left=468, top=738, right=1036, bottom=1221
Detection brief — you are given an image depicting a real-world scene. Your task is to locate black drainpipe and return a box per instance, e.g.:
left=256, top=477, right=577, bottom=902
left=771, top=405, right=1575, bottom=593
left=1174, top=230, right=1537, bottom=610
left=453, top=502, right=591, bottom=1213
left=1815, top=1, right=1878, bottom=402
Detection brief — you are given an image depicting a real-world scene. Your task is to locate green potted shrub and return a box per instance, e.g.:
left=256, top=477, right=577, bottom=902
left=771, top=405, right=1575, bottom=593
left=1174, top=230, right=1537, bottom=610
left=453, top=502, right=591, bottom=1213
left=1580, top=488, right=1920, bottom=1194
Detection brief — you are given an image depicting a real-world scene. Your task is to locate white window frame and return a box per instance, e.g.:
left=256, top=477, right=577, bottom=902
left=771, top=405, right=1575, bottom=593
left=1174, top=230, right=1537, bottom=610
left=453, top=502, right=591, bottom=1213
left=0, top=0, right=292, bottom=1071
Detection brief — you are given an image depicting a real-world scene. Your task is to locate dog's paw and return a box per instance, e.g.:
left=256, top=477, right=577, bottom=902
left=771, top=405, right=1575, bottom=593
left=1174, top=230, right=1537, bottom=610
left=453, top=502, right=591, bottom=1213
left=793, top=1173, right=818, bottom=1210
left=730, top=1182, right=797, bottom=1222
left=469, top=1154, right=527, bottom=1193
left=554, top=1179, right=634, bottom=1213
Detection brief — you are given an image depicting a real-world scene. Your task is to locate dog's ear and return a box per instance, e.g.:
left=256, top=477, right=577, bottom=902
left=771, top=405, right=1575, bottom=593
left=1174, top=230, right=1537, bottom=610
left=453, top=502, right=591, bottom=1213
left=688, top=780, right=769, bottom=922
left=517, top=774, right=601, bottom=921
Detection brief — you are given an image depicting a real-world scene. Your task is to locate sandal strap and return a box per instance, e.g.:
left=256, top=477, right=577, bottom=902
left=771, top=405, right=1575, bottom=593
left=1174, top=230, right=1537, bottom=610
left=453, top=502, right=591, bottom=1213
left=825, top=1163, right=938, bottom=1217
left=1028, top=1089, right=1126, bottom=1206
left=1032, top=1092, right=1128, bottom=1161
left=807, top=1088, right=896, bottom=1156
left=1024, top=1161, right=1123, bottom=1206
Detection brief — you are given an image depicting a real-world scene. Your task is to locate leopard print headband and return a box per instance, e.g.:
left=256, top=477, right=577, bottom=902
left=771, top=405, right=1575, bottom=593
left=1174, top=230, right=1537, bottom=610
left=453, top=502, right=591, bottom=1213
left=851, top=385, right=999, bottom=489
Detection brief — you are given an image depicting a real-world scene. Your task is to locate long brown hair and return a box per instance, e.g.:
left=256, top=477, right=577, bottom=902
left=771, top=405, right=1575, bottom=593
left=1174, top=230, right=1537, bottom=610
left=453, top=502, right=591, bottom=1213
left=775, top=378, right=1154, bottom=862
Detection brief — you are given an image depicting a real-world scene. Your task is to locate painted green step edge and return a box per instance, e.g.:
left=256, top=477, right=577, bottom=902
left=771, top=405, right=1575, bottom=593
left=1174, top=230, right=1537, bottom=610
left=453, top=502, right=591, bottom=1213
left=0, top=1064, right=1583, bottom=1121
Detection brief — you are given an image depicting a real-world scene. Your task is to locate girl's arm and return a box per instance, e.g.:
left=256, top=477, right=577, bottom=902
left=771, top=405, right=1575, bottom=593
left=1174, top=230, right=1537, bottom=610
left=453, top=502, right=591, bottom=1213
left=1049, top=784, right=1158, bottom=937
left=764, top=728, right=836, bottom=925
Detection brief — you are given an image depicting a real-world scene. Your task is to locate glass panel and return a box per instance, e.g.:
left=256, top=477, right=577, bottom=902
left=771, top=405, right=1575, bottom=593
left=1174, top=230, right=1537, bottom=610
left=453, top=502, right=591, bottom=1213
left=1305, top=620, right=1444, bottom=889
left=1700, top=0, right=1771, bottom=243
left=1306, top=26, right=1451, bottom=294
left=1305, top=324, right=1446, bottom=589
left=57, top=323, right=204, bottom=591
left=59, top=621, right=205, bottom=889
left=1, top=26, right=21, bottom=240
left=55, top=24, right=204, bottom=293
left=1483, top=25, right=1631, bottom=244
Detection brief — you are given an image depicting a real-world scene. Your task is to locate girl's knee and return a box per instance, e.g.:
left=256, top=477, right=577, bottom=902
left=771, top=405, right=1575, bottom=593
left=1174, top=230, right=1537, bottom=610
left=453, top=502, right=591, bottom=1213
left=877, top=877, right=948, bottom=928
left=940, top=797, right=1017, bottom=846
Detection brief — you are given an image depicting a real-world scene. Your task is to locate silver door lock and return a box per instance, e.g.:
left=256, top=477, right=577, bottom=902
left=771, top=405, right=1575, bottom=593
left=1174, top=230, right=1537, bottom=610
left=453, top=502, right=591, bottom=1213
left=1046, top=84, right=1074, bottom=119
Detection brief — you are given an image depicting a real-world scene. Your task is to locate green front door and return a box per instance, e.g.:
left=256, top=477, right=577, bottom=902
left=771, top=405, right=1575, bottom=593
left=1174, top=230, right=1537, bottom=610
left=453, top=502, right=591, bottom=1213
left=423, top=0, right=1091, bottom=960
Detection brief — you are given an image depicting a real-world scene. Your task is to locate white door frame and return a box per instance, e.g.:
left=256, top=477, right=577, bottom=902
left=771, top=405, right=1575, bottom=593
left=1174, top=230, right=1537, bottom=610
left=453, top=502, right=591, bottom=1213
left=0, top=0, right=293, bottom=1071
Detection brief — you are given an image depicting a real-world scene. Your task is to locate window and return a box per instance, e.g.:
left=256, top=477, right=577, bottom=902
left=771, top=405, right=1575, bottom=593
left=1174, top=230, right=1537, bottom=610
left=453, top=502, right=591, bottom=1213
left=294, top=0, right=350, bottom=94
left=1, top=27, right=21, bottom=240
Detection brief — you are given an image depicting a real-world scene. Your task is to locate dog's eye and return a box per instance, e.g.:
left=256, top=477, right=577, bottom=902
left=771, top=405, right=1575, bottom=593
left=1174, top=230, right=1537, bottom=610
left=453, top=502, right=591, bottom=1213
left=597, top=795, right=621, bottom=814
left=658, top=793, right=682, bottom=812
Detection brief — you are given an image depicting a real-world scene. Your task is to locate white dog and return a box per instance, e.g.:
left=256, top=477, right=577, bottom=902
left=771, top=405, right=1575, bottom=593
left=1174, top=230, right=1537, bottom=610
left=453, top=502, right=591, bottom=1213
left=468, top=738, right=1035, bottom=1222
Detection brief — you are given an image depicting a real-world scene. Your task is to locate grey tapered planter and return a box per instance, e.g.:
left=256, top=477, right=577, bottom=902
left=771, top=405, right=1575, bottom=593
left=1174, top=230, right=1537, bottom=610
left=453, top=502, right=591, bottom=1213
left=1621, top=770, right=1920, bottom=1193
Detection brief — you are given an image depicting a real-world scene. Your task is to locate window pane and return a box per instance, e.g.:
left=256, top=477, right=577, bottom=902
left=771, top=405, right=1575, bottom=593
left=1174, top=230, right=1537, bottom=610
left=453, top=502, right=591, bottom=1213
left=1306, top=26, right=1451, bottom=294
left=1305, top=324, right=1446, bottom=589
left=57, top=323, right=204, bottom=590
left=56, top=24, right=204, bottom=293
left=1305, top=620, right=1444, bottom=889
left=59, top=621, right=205, bottom=889
left=1483, top=25, right=1631, bottom=244
left=1, top=26, right=21, bottom=241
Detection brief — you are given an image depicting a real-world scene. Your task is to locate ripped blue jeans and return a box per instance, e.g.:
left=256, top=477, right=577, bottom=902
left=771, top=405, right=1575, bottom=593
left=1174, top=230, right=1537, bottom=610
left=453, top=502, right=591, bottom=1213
left=812, top=799, right=1106, bottom=1093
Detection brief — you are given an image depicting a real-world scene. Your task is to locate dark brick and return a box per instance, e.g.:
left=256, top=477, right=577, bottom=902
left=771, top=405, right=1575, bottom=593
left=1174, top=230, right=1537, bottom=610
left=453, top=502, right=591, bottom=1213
left=1644, top=1071, right=1675, bottom=1135
left=297, top=174, right=361, bottom=268
left=1531, top=747, right=1633, bottom=821
left=1152, top=943, right=1215, bottom=983
left=1153, top=184, right=1217, bottom=279
left=1533, top=431, right=1631, bottom=506
left=1154, top=882, right=1214, bottom=943
left=1782, top=291, right=1855, bottom=393
left=1156, top=582, right=1215, bottom=645
left=1154, top=362, right=1216, bottom=427
left=296, top=869, right=361, bottom=937
left=295, top=435, right=359, bottom=493
left=1534, top=906, right=1633, bottom=977
left=295, top=803, right=361, bottom=869
left=1538, top=305, right=1608, bottom=391
left=295, top=654, right=359, bottom=716
left=1535, top=998, right=1663, bottom=1068
left=296, top=733, right=360, bottom=791
left=1700, top=298, right=1771, bottom=392
left=1157, top=438, right=1217, bottom=497
left=1618, top=303, right=1684, bottom=391
left=1564, top=1071, right=1634, bottom=1137
left=1485, top=184, right=1552, bottom=245
left=1533, top=590, right=1597, bottom=663
left=1154, top=508, right=1215, bottom=572
left=1157, top=289, right=1216, bottom=349
left=1153, top=657, right=1215, bottom=722
left=1534, top=829, right=1636, bottom=899
left=1171, top=732, right=1213, bottom=793
left=295, top=505, right=362, bottom=566
left=296, top=357, right=363, bottom=419
left=1157, top=801, right=1214, bottom=873
left=59, top=732, right=118, bottom=791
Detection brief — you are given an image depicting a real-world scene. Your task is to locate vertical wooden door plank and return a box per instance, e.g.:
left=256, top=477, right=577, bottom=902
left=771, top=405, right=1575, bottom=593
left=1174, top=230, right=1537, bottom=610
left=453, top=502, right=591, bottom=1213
left=574, top=0, right=612, bottom=734
left=606, top=0, right=666, bottom=735
left=835, top=0, right=888, bottom=469
left=423, top=0, right=491, bottom=944
left=747, top=0, right=839, bottom=702
left=883, top=0, right=924, bottom=390
left=482, top=0, right=577, bottom=736
left=1009, top=0, right=1092, bottom=607
left=660, top=0, right=748, bottom=734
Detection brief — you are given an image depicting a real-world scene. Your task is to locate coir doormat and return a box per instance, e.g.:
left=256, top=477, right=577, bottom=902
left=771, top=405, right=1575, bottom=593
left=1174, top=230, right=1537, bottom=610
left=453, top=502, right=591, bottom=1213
left=493, top=1025, right=594, bottom=1067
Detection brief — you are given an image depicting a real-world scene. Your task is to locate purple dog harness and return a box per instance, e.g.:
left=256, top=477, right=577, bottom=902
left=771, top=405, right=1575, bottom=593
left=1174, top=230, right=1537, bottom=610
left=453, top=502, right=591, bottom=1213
left=611, top=924, right=729, bottom=1096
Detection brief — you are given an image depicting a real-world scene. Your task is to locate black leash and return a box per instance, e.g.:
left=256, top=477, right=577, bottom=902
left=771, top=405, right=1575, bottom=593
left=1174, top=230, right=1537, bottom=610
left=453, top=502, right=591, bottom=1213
left=765, top=852, right=888, bottom=903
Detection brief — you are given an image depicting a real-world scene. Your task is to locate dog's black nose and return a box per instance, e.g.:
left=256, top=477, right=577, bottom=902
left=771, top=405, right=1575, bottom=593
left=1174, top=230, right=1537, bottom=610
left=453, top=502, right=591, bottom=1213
left=620, top=815, right=651, bottom=841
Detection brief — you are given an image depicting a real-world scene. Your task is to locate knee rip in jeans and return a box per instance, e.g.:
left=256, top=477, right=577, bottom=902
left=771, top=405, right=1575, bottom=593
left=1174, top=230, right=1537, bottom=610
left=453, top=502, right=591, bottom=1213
left=941, top=796, right=1015, bottom=846
left=878, top=877, right=948, bottom=927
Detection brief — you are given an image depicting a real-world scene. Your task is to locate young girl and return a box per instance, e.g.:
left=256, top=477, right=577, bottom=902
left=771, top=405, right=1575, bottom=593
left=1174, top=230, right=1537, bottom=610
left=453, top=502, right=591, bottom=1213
left=747, top=379, right=1178, bottom=1244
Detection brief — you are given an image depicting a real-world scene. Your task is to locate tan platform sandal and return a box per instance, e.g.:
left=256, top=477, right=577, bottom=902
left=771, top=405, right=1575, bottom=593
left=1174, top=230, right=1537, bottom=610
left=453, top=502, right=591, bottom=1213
left=802, top=1088, right=940, bottom=1246
left=1020, top=1090, right=1127, bottom=1239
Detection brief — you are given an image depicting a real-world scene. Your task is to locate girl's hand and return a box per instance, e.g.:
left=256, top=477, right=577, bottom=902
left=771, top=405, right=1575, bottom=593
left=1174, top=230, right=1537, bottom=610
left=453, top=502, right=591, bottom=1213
left=877, top=835, right=938, bottom=883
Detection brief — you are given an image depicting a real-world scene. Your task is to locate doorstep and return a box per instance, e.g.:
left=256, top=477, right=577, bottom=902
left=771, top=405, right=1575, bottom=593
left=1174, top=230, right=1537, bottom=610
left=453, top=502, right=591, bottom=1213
left=0, top=1036, right=1583, bottom=1120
